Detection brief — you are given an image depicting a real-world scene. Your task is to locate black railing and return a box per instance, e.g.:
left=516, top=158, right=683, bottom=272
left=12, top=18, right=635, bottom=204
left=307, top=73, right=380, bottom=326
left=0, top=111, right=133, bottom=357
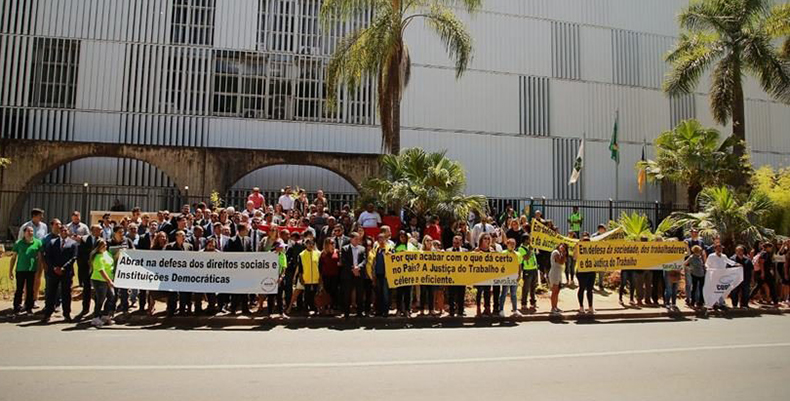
left=1, top=183, right=687, bottom=241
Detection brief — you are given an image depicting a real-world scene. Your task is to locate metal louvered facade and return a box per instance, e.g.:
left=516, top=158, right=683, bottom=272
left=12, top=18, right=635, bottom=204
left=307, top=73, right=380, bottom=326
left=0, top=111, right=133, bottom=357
left=1, top=0, right=790, bottom=207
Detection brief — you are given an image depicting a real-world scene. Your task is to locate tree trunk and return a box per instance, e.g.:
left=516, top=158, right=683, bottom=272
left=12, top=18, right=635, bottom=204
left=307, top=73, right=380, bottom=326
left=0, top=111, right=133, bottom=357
left=688, top=182, right=702, bottom=212
left=730, top=66, right=749, bottom=190
left=385, top=41, right=403, bottom=155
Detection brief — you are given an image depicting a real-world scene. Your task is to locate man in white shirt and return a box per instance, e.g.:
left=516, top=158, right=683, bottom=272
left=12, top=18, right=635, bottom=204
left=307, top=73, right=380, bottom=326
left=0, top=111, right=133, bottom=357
left=64, top=211, right=89, bottom=237
left=357, top=203, right=382, bottom=228
left=278, top=186, right=294, bottom=211
left=18, top=208, right=48, bottom=241
left=705, top=243, right=739, bottom=308
left=470, top=216, right=495, bottom=249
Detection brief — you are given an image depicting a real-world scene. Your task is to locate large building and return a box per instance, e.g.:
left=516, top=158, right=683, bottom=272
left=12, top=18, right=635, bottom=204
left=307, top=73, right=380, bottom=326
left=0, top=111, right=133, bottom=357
left=1, top=0, right=789, bottom=227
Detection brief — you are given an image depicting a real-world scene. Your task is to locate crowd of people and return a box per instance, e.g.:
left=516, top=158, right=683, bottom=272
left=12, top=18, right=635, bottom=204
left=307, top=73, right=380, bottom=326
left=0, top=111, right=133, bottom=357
left=5, top=187, right=790, bottom=327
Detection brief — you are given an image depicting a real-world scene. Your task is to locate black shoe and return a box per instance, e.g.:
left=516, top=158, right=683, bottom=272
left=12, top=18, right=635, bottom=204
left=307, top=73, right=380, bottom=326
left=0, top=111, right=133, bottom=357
left=63, top=314, right=72, bottom=322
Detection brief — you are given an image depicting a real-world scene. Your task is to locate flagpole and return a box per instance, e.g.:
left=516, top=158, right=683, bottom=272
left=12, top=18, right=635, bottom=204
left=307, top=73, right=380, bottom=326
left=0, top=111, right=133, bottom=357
left=581, top=131, right=586, bottom=201
left=614, top=110, right=619, bottom=202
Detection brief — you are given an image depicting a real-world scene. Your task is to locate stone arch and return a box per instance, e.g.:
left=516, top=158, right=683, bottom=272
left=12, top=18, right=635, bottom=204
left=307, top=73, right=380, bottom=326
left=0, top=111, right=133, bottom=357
left=216, top=149, right=380, bottom=194
left=0, top=140, right=188, bottom=238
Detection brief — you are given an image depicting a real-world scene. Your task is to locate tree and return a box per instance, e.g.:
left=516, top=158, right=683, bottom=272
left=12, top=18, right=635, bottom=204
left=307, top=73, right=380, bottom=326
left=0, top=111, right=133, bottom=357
left=636, top=119, right=747, bottom=211
left=321, top=0, right=481, bottom=154
left=669, top=185, right=774, bottom=251
left=608, top=211, right=675, bottom=241
left=752, top=165, right=790, bottom=235
left=767, top=2, right=790, bottom=59
left=664, top=0, right=790, bottom=162
left=360, top=147, right=487, bottom=222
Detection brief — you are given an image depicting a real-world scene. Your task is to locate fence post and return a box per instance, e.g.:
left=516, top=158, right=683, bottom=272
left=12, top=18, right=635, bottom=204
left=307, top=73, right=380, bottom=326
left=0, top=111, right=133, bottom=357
left=541, top=196, right=546, bottom=216
left=608, top=198, right=613, bottom=222
left=654, top=200, right=660, bottom=228
left=184, top=186, right=190, bottom=208
left=529, top=197, right=535, bottom=219
left=81, top=182, right=89, bottom=221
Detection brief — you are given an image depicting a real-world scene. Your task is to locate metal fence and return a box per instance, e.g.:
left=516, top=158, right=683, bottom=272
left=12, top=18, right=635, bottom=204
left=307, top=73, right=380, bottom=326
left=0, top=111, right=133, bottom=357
left=1, top=183, right=687, bottom=241
left=486, top=197, right=688, bottom=235
left=0, top=184, right=183, bottom=239
left=225, top=188, right=358, bottom=213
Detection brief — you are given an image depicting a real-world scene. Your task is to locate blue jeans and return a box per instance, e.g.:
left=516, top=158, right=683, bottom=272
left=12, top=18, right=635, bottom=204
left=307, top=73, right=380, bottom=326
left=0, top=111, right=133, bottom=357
left=499, top=285, right=518, bottom=312
left=92, top=280, right=116, bottom=318
left=685, top=270, right=692, bottom=302
left=663, top=271, right=678, bottom=306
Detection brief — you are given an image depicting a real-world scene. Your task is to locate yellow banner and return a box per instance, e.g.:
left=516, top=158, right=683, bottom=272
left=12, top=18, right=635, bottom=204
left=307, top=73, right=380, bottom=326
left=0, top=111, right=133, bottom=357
left=530, top=219, right=579, bottom=252
left=385, top=251, right=520, bottom=288
left=575, top=240, right=688, bottom=273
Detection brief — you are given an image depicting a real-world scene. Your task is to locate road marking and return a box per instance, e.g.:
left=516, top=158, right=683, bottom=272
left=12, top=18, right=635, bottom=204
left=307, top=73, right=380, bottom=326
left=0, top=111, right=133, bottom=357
left=2, top=342, right=789, bottom=371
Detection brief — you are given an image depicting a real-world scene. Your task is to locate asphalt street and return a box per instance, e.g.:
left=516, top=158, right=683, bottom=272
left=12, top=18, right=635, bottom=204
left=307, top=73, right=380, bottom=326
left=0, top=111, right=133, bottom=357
left=1, top=314, right=789, bottom=401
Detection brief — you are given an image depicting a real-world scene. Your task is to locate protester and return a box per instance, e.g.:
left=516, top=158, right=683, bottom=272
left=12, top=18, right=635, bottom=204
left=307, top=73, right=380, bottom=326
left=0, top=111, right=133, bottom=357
left=474, top=233, right=498, bottom=317
left=499, top=238, right=521, bottom=317
left=90, top=239, right=115, bottom=327
left=576, top=234, right=595, bottom=314
left=751, top=242, right=778, bottom=306
left=731, top=245, right=754, bottom=309
left=446, top=235, right=467, bottom=317
left=549, top=243, right=567, bottom=315
left=684, top=245, right=706, bottom=309
left=340, top=233, right=368, bottom=318
left=319, top=238, right=341, bottom=313
left=9, top=226, right=43, bottom=315
left=517, top=234, right=538, bottom=311
left=42, top=223, right=78, bottom=322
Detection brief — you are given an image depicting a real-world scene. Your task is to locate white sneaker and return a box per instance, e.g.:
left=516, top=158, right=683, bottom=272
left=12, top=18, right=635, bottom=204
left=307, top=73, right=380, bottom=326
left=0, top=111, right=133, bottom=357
left=512, top=310, right=523, bottom=317
left=587, top=308, right=596, bottom=314
left=498, top=310, right=506, bottom=317
left=91, top=317, right=103, bottom=327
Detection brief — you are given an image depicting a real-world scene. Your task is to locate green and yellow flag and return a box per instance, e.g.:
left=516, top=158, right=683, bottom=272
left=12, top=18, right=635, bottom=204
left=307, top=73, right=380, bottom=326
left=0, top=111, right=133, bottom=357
left=609, top=111, right=620, bottom=164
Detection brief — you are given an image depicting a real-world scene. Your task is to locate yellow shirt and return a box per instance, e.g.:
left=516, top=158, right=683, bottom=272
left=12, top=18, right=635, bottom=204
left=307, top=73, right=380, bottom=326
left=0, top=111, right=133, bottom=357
left=299, top=249, right=321, bottom=285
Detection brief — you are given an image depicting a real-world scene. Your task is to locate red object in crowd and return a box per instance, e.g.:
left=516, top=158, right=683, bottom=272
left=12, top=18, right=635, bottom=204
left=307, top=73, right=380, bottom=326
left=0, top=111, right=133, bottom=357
left=382, top=215, right=401, bottom=235
left=258, top=224, right=307, bottom=234
left=363, top=227, right=381, bottom=239
left=425, top=224, right=442, bottom=242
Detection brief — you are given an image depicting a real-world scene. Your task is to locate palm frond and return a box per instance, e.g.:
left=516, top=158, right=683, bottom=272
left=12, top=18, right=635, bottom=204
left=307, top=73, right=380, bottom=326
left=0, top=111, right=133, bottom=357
left=664, top=32, right=724, bottom=95
left=423, top=4, right=474, bottom=77
left=742, top=31, right=790, bottom=102
left=709, top=52, right=738, bottom=125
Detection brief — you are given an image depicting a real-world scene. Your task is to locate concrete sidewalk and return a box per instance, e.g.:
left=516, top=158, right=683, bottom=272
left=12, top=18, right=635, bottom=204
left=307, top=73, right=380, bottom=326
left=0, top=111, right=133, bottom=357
left=2, top=285, right=787, bottom=328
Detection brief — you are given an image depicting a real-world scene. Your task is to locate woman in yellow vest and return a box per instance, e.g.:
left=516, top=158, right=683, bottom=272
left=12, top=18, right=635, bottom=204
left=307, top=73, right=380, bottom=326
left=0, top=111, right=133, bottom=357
left=285, top=238, right=321, bottom=316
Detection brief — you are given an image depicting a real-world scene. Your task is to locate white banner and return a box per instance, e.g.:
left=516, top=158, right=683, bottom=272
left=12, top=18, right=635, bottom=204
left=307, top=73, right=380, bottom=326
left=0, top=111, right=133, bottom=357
left=114, top=250, right=281, bottom=294
left=703, top=266, right=744, bottom=308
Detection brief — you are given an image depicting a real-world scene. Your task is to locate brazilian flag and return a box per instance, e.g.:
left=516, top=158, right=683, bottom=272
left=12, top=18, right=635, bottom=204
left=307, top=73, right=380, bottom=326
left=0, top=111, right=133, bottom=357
left=609, top=111, right=620, bottom=164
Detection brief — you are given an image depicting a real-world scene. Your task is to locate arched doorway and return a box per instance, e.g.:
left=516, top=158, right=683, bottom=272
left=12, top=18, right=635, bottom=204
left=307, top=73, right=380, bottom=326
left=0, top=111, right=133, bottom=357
left=6, top=157, right=181, bottom=234
left=227, top=165, right=358, bottom=213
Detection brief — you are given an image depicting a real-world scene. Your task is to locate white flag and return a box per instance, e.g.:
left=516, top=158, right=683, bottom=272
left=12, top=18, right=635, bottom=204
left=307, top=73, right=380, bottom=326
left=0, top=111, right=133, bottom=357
left=568, top=139, right=584, bottom=185
left=703, top=266, right=743, bottom=308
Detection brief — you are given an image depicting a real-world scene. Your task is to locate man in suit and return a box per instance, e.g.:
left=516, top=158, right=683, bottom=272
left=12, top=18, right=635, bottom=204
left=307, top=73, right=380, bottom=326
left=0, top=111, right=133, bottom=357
left=446, top=235, right=468, bottom=317
left=340, top=233, right=368, bottom=318
left=42, top=224, right=78, bottom=322
left=224, top=222, right=252, bottom=315
left=330, top=225, right=349, bottom=252
left=164, top=230, right=193, bottom=316
left=75, top=224, right=102, bottom=319
left=136, top=221, right=158, bottom=250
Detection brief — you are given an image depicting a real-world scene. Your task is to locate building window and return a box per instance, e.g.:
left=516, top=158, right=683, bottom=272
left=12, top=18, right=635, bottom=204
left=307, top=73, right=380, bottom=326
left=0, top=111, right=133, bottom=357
left=212, top=50, right=268, bottom=118
left=171, top=0, right=216, bottom=46
left=30, top=37, right=80, bottom=109
left=519, top=75, right=550, bottom=136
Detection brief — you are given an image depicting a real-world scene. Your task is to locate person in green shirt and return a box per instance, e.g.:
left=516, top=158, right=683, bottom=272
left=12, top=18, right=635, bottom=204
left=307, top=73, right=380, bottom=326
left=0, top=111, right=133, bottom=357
left=568, top=206, right=583, bottom=238
left=517, top=233, right=538, bottom=310
left=89, top=239, right=116, bottom=327
left=9, top=226, right=43, bottom=314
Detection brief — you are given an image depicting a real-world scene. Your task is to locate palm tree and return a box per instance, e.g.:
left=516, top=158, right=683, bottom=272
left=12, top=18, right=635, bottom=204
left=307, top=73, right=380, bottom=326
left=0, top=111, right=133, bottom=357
left=767, top=3, right=790, bottom=58
left=321, top=0, right=481, bottom=154
left=360, top=147, right=487, bottom=221
left=664, top=0, right=790, bottom=161
left=669, top=185, right=774, bottom=251
left=636, top=119, right=747, bottom=211
left=609, top=211, right=675, bottom=241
